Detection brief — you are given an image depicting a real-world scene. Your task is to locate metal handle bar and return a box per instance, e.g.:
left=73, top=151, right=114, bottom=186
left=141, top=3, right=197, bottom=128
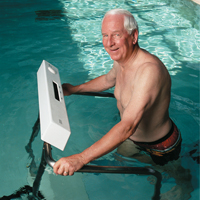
left=73, top=91, right=115, bottom=98
left=43, top=143, right=161, bottom=200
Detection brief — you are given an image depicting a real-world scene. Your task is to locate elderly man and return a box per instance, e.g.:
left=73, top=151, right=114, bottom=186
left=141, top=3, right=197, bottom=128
left=53, top=9, right=182, bottom=176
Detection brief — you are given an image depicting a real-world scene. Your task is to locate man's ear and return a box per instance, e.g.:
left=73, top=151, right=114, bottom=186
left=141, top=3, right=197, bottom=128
left=132, top=29, right=138, bottom=44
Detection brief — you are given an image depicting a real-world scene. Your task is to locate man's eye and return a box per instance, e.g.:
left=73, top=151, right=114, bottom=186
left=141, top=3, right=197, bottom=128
left=114, top=34, right=120, bottom=37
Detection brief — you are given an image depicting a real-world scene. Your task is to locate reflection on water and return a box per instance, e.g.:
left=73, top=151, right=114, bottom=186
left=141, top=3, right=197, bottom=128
left=59, top=0, right=200, bottom=79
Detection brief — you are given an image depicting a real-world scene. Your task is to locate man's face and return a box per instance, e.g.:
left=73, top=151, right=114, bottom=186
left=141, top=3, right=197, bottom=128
left=102, top=14, right=134, bottom=63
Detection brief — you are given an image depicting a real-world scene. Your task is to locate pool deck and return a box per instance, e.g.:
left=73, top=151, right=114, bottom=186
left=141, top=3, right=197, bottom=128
left=192, top=0, right=200, bottom=5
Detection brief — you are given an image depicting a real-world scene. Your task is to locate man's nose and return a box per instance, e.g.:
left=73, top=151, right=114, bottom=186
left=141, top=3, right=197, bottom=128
left=107, top=36, right=114, bottom=47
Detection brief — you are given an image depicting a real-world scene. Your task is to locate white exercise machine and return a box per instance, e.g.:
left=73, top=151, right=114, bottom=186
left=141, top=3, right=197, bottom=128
left=37, top=60, right=71, bottom=151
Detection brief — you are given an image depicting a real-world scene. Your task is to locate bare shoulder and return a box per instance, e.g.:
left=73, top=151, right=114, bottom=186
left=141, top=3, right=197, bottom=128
left=113, top=61, right=120, bottom=70
left=105, top=61, right=119, bottom=85
left=106, top=61, right=120, bottom=77
left=138, top=62, right=166, bottom=77
left=135, top=51, right=170, bottom=84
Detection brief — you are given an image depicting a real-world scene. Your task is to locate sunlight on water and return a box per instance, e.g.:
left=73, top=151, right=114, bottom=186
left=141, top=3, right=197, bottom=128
left=59, top=0, right=200, bottom=79
left=59, top=0, right=133, bottom=80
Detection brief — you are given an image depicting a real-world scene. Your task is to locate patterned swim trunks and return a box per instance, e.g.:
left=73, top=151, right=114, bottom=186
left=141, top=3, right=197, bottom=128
left=131, top=120, right=182, bottom=165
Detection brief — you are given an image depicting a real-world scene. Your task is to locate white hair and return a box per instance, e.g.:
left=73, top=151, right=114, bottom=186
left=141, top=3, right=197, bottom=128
left=102, top=9, right=138, bottom=34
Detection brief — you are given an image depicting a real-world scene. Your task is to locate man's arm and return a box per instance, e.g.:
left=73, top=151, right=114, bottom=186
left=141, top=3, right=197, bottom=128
left=53, top=119, right=136, bottom=176
left=53, top=96, right=145, bottom=176
left=75, top=64, right=162, bottom=165
left=53, top=64, right=162, bottom=176
left=62, top=64, right=117, bottom=96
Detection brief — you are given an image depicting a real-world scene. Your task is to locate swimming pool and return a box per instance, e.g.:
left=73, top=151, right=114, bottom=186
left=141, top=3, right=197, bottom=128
left=0, top=0, right=199, bottom=199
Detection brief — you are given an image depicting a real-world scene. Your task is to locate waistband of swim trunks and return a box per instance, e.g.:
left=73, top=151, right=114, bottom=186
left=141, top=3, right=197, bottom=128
left=133, top=119, right=176, bottom=146
left=147, top=133, right=182, bottom=153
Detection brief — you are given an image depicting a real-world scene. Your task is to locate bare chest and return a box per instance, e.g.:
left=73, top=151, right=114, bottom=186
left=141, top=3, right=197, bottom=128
left=114, top=69, right=134, bottom=111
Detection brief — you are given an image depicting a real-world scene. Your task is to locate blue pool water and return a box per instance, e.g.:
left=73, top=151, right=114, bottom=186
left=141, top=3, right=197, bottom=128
left=0, top=0, right=199, bottom=199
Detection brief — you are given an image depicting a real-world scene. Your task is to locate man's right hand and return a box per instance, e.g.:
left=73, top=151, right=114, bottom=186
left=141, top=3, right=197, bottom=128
left=62, top=83, right=74, bottom=96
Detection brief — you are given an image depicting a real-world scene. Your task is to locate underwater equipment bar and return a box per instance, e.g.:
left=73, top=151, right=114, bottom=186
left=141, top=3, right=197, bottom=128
left=37, top=60, right=162, bottom=200
left=43, top=142, right=161, bottom=200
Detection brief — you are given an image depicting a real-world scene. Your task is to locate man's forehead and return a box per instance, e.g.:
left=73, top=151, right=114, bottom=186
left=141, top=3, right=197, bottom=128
left=102, top=14, right=124, bottom=32
left=102, top=29, right=122, bottom=34
left=103, top=14, right=124, bottom=24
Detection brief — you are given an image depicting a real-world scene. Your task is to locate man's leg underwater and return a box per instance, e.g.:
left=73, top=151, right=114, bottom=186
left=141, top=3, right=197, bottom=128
left=116, top=139, right=154, bottom=164
left=116, top=139, right=193, bottom=200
